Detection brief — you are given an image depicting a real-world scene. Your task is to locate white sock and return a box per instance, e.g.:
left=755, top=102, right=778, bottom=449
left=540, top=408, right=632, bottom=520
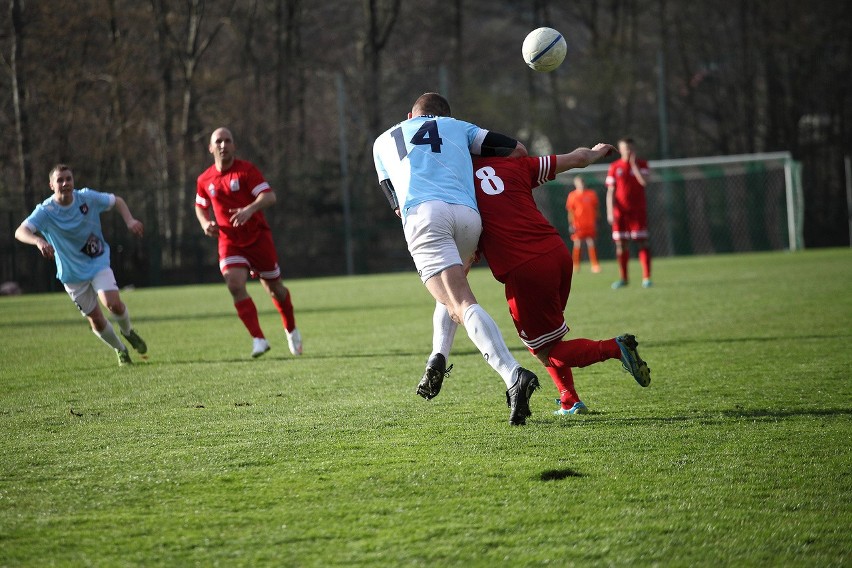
left=462, top=304, right=520, bottom=388
left=432, top=301, right=457, bottom=359
left=93, top=321, right=126, bottom=351
left=112, top=307, right=132, bottom=335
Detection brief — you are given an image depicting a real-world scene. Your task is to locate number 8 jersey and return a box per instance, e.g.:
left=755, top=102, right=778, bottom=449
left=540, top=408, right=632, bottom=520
left=373, top=115, right=489, bottom=221
left=472, top=155, right=563, bottom=282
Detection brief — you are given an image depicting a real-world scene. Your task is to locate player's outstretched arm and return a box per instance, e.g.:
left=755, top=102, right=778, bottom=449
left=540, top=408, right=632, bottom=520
left=554, top=143, right=616, bottom=174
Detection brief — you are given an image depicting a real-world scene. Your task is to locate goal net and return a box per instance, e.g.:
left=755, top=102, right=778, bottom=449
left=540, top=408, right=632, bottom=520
left=537, top=152, right=803, bottom=258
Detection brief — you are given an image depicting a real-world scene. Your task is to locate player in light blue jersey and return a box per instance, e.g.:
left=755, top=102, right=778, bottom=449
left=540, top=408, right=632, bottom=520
left=15, top=164, right=148, bottom=367
left=373, top=92, right=541, bottom=426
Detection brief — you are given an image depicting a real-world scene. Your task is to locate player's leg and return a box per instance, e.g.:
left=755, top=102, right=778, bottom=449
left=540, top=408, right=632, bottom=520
left=407, top=201, right=538, bottom=421
left=612, top=237, right=630, bottom=288
left=66, top=280, right=130, bottom=365
left=416, top=301, right=457, bottom=400
left=571, top=237, right=581, bottom=272
left=222, top=262, right=268, bottom=357
left=636, top=237, right=652, bottom=287
left=504, top=248, right=585, bottom=413
left=587, top=237, right=601, bottom=273
left=94, top=269, right=147, bottom=355
left=250, top=234, right=302, bottom=355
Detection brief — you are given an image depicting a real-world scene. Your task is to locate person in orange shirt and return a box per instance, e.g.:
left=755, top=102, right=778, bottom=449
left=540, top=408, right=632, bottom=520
left=565, top=175, right=601, bottom=273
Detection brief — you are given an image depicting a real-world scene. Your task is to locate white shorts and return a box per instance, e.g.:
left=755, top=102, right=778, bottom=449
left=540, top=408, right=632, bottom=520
left=64, top=268, right=119, bottom=316
left=403, top=201, right=482, bottom=282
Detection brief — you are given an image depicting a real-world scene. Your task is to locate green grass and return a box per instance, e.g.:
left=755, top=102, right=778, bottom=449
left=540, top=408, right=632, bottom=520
left=1, top=249, right=850, bottom=566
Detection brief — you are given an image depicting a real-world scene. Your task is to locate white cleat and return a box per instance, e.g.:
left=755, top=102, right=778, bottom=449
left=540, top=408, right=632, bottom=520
left=251, top=337, right=271, bottom=358
left=286, top=328, right=303, bottom=356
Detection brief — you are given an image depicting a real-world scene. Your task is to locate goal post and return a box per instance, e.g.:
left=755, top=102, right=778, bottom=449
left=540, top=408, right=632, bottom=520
left=539, top=151, right=803, bottom=258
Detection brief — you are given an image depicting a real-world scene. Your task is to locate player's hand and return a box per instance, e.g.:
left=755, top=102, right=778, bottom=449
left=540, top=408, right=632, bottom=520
left=37, top=239, right=55, bottom=260
left=203, top=220, right=219, bottom=237
left=228, top=207, right=254, bottom=227
left=126, top=218, right=144, bottom=237
left=593, top=143, right=616, bottom=157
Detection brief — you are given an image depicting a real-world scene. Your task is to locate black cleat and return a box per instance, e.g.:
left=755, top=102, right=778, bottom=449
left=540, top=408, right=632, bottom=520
left=506, top=367, right=540, bottom=426
left=416, top=353, right=453, bottom=400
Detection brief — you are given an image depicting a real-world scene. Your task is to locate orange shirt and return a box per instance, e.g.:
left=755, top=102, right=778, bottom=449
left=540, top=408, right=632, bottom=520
left=566, top=189, right=599, bottom=233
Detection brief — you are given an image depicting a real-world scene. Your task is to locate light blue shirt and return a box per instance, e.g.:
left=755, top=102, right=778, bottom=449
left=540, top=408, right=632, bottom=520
left=23, top=189, right=115, bottom=283
left=373, top=115, right=488, bottom=221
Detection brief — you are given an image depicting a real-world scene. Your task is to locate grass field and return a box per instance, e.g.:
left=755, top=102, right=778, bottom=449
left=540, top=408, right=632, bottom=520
left=1, top=248, right=850, bottom=566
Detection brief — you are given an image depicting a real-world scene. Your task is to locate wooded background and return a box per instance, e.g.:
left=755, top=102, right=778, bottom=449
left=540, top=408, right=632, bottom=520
left=2, top=0, right=850, bottom=291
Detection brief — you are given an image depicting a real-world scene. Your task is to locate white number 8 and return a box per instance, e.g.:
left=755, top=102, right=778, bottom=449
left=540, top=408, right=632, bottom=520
left=475, top=166, right=505, bottom=195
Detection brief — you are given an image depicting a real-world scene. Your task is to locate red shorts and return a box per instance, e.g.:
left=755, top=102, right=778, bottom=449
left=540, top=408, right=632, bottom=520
left=572, top=225, right=597, bottom=240
left=503, top=246, right=572, bottom=354
left=218, top=230, right=282, bottom=280
left=611, top=208, right=648, bottom=241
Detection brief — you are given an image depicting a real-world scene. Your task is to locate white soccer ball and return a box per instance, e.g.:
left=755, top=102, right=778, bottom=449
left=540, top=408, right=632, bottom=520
left=522, top=27, right=567, bottom=72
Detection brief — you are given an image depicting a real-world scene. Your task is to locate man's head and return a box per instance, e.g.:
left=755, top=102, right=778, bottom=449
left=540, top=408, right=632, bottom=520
left=49, top=164, right=74, bottom=204
left=410, top=92, right=451, bottom=118
left=573, top=175, right=586, bottom=190
left=209, top=127, right=236, bottom=170
left=618, top=137, right=636, bottom=160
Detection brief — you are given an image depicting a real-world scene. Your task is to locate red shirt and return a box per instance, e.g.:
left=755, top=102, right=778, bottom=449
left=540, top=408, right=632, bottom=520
left=472, top=155, right=563, bottom=282
left=606, top=158, right=649, bottom=213
left=196, top=159, right=272, bottom=247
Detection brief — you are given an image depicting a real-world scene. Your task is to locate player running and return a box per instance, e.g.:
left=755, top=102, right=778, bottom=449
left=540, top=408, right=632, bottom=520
left=15, top=164, right=148, bottom=367
left=195, top=127, right=302, bottom=358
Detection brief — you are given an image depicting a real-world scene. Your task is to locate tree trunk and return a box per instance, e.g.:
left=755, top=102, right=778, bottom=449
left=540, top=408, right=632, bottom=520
left=10, top=0, right=34, bottom=214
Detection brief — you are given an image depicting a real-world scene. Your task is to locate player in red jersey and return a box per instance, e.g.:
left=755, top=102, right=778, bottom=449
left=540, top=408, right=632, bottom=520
left=195, top=127, right=302, bottom=358
left=565, top=175, right=601, bottom=273
left=424, top=143, right=651, bottom=416
left=606, top=137, right=652, bottom=288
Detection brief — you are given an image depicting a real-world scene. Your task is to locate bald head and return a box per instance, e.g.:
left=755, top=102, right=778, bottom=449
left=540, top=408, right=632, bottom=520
left=209, top=127, right=236, bottom=171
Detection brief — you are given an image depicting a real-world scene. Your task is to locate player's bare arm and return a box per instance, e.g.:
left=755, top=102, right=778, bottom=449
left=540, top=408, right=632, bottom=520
left=229, top=189, right=276, bottom=227
left=555, top=143, right=616, bottom=174
left=628, top=152, right=648, bottom=187
left=113, top=196, right=144, bottom=237
left=195, top=205, right=219, bottom=237
left=606, top=186, right=615, bottom=225
left=14, top=224, right=55, bottom=259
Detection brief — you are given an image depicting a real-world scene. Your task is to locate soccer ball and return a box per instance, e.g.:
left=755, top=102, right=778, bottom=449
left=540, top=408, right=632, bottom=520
left=522, top=27, right=567, bottom=72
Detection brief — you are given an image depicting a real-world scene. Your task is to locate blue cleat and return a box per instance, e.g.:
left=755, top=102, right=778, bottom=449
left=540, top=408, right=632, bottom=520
left=611, top=279, right=628, bottom=289
left=642, top=278, right=653, bottom=288
left=554, top=401, right=588, bottom=415
left=615, top=334, right=651, bottom=387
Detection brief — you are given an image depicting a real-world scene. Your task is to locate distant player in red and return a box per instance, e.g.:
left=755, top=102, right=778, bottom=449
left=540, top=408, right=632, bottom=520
left=195, top=127, right=302, bottom=358
left=565, top=175, right=601, bottom=273
left=606, top=136, right=652, bottom=288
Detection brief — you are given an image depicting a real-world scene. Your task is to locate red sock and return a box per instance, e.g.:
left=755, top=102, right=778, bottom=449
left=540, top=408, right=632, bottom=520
left=547, top=338, right=621, bottom=368
left=638, top=247, right=652, bottom=279
left=235, top=297, right=264, bottom=338
left=272, top=291, right=296, bottom=332
left=546, top=366, right=580, bottom=407
left=618, top=249, right=630, bottom=281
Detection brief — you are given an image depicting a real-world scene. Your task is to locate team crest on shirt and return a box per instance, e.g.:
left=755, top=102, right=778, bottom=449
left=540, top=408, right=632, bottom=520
left=80, top=233, right=104, bottom=258
left=208, top=183, right=216, bottom=197
left=230, top=179, right=240, bottom=192
left=79, top=203, right=89, bottom=215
